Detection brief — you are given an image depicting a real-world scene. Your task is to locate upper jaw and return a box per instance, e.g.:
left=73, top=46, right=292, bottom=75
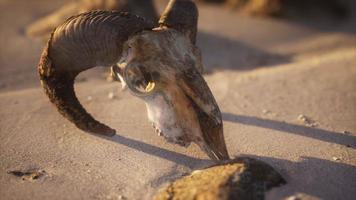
left=145, top=90, right=194, bottom=148
left=143, top=69, right=229, bottom=160
left=177, top=71, right=230, bottom=161
left=152, top=121, right=191, bottom=147
left=113, top=57, right=229, bottom=160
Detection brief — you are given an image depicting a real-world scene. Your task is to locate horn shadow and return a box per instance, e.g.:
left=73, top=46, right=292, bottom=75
left=236, top=154, right=356, bottom=199
left=197, top=31, right=291, bottom=72
left=222, top=113, right=356, bottom=148
left=100, top=134, right=213, bottom=169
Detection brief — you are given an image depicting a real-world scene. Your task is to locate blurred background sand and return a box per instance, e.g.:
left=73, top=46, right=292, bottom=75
left=0, top=0, right=355, bottom=199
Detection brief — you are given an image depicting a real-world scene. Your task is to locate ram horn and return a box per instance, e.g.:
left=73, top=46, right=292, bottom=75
left=158, top=0, right=198, bottom=44
left=26, top=0, right=158, bottom=39
left=38, top=11, right=153, bottom=136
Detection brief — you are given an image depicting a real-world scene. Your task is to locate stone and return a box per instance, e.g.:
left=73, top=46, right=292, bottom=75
left=285, top=193, right=320, bottom=200
left=297, top=114, right=318, bottom=127
left=108, top=92, right=115, bottom=99
left=153, top=157, right=286, bottom=200
left=7, top=169, right=46, bottom=181
left=332, top=157, right=341, bottom=161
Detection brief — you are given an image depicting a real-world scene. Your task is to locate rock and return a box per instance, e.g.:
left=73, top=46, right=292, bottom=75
left=262, top=109, right=277, bottom=116
left=342, top=130, right=351, bottom=135
left=297, top=114, right=307, bottom=121
left=118, top=195, right=126, bottom=200
left=7, top=169, right=46, bottom=181
left=332, top=156, right=341, bottom=161
left=297, top=114, right=318, bottom=127
left=153, top=157, right=286, bottom=200
left=262, top=109, right=270, bottom=114
left=108, top=92, right=115, bottom=99
left=285, top=193, right=320, bottom=200
left=87, top=96, right=93, bottom=101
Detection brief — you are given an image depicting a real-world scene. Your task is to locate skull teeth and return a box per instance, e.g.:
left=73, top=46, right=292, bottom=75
left=152, top=123, right=163, bottom=136
left=155, top=128, right=162, bottom=136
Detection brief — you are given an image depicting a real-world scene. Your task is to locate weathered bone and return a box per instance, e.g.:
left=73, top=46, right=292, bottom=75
left=38, top=11, right=153, bottom=136
left=113, top=29, right=229, bottom=160
left=38, top=0, right=230, bottom=160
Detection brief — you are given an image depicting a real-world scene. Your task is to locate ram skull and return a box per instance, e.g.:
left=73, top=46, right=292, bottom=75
left=38, top=0, right=229, bottom=160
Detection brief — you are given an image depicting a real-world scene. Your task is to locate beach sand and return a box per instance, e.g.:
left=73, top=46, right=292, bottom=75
left=0, top=0, right=355, bottom=199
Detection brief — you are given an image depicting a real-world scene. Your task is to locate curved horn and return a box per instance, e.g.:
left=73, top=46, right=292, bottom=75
left=26, top=0, right=159, bottom=39
left=159, top=0, right=198, bottom=44
left=38, top=11, right=154, bottom=136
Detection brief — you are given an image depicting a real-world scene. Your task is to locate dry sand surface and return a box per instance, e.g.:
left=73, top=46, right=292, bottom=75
left=1, top=0, right=356, bottom=199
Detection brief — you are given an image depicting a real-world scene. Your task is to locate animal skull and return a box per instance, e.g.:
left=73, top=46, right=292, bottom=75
left=38, top=0, right=229, bottom=160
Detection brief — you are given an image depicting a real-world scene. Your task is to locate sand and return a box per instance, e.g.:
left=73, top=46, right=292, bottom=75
left=0, top=0, right=355, bottom=199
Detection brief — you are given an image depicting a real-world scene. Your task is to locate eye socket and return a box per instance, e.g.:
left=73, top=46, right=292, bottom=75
left=123, top=64, right=156, bottom=96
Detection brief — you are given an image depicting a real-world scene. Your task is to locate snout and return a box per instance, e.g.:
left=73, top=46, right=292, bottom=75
left=176, top=68, right=230, bottom=161
left=115, top=61, right=230, bottom=161
left=145, top=67, right=230, bottom=161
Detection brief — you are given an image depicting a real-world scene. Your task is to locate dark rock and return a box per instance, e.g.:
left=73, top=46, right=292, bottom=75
left=8, top=169, right=46, bottom=181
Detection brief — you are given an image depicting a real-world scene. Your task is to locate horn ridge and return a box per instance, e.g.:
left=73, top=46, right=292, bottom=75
left=51, top=11, right=154, bottom=69
left=39, top=11, right=154, bottom=136
left=159, top=0, right=198, bottom=44
left=39, top=42, right=116, bottom=136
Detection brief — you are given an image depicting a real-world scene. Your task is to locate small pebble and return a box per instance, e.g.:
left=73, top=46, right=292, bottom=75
left=8, top=169, right=46, bottom=181
left=298, top=114, right=308, bottom=122
left=285, top=193, right=318, bottom=200
left=286, top=196, right=301, bottom=200
left=87, top=96, right=92, bottom=101
left=262, top=109, right=278, bottom=117
left=108, top=92, right=115, bottom=99
left=118, top=195, right=126, bottom=200
left=262, top=109, right=270, bottom=114
left=192, top=170, right=203, bottom=175
left=332, top=156, right=341, bottom=161
left=297, top=114, right=318, bottom=127
left=343, top=130, right=351, bottom=135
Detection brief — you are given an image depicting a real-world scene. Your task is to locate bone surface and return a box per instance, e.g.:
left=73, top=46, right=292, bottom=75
left=37, top=0, right=230, bottom=160
left=1, top=0, right=356, bottom=199
left=116, top=28, right=229, bottom=160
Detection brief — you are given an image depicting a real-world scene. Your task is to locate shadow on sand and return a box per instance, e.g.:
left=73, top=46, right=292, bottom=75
left=95, top=115, right=355, bottom=199
left=97, top=113, right=355, bottom=170
left=102, top=134, right=213, bottom=169
left=222, top=113, right=356, bottom=148
left=197, top=32, right=291, bottom=71
left=241, top=154, right=356, bottom=199
left=97, top=131, right=356, bottom=199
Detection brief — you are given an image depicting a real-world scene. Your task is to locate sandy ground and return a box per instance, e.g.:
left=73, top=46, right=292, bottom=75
left=1, top=0, right=356, bottom=200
